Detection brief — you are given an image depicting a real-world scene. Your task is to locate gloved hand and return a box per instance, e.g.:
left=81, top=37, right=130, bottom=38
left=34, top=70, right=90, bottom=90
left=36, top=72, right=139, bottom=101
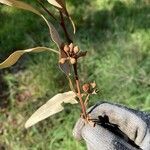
left=73, top=102, right=150, bottom=150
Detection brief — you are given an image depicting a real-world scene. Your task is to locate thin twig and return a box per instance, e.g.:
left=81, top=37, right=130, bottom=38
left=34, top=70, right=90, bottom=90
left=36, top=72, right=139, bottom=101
left=59, top=11, right=72, bottom=43
left=73, top=62, right=87, bottom=119
left=58, top=7, right=87, bottom=120
left=84, top=94, right=90, bottom=108
left=67, top=75, right=75, bottom=93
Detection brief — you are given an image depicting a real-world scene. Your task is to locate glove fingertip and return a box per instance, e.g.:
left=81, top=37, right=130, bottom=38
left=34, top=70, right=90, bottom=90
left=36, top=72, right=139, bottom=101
left=73, top=118, right=85, bottom=140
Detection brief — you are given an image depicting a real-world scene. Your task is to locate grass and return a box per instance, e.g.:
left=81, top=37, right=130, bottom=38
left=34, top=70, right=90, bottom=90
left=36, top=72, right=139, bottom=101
left=0, top=0, right=150, bottom=149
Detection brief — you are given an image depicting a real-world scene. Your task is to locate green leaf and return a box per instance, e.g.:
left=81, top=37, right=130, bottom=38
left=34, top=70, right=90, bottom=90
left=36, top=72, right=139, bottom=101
left=0, top=0, right=63, bottom=48
left=25, top=91, right=77, bottom=128
left=0, top=47, right=59, bottom=69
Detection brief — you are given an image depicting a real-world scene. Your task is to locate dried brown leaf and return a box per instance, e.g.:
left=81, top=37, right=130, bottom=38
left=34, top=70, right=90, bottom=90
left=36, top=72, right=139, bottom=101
left=59, top=49, right=71, bottom=75
left=47, top=0, right=76, bottom=35
left=47, top=0, right=63, bottom=8
left=69, top=16, right=76, bottom=34
left=25, top=91, right=77, bottom=128
left=0, top=0, right=41, bottom=15
left=59, top=60, right=70, bottom=75
left=47, top=0, right=67, bottom=15
left=0, top=47, right=59, bottom=69
left=47, top=21, right=63, bottom=47
left=0, top=0, right=63, bottom=48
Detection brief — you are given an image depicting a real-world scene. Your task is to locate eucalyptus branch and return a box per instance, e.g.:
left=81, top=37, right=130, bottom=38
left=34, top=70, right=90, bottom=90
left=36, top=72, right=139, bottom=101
left=0, top=0, right=95, bottom=129
left=73, top=62, right=87, bottom=119
left=58, top=8, right=87, bottom=118
left=59, top=11, right=73, bottom=43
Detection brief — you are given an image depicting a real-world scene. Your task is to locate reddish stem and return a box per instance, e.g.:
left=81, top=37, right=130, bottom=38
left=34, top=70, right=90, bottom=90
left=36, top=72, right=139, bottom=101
left=58, top=8, right=87, bottom=119
left=73, top=62, right=87, bottom=119
left=59, top=11, right=72, bottom=43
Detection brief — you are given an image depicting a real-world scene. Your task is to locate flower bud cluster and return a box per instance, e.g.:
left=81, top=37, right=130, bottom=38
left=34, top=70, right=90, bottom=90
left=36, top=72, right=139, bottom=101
left=59, top=43, right=80, bottom=65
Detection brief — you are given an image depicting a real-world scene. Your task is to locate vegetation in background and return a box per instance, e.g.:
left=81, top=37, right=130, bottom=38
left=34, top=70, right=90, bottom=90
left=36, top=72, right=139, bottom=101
left=0, top=0, right=150, bottom=149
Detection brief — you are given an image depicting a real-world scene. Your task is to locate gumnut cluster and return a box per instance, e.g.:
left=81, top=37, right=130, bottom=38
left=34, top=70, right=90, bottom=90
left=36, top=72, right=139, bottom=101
left=59, top=43, right=80, bottom=65
left=59, top=43, right=87, bottom=65
left=82, top=82, right=98, bottom=94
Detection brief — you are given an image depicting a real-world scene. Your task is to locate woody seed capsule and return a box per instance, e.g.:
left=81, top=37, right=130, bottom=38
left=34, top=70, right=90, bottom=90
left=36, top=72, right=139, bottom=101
left=69, top=43, right=74, bottom=52
left=64, top=45, right=70, bottom=52
left=70, top=58, right=76, bottom=64
left=82, top=83, right=90, bottom=93
left=73, top=46, right=79, bottom=54
left=90, top=82, right=96, bottom=88
left=59, top=58, right=66, bottom=64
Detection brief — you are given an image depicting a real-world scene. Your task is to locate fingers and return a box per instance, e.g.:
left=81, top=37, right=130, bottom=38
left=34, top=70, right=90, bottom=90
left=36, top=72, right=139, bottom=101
left=73, top=119, right=138, bottom=150
left=73, top=118, right=85, bottom=140
left=88, top=103, right=150, bottom=149
left=81, top=124, right=115, bottom=150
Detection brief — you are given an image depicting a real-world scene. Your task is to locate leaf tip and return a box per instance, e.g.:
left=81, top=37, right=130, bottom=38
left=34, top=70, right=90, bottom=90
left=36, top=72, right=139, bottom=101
left=25, top=120, right=32, bottom=129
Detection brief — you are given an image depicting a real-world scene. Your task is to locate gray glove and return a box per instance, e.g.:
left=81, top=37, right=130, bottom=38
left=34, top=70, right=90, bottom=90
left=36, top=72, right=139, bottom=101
left=73, top=102, right=150, bottom=150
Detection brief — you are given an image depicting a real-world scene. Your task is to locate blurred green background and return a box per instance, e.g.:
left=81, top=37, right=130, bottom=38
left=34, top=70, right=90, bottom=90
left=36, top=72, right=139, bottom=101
left=0, top=0, right=150, bottom=149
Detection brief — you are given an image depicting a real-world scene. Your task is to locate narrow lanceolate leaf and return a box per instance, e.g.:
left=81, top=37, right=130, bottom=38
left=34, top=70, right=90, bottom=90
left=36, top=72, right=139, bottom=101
left=47, top=0, right=76, bottom=34
left=0, top=47, right=59, bottom=69
left=25, top=91, right=77, bottom=128
left=47, top=0, right=68, bottom=16
left=59, top=50, right=70, bottom=75
left=47, top=0, right=63, bottom=8
left=59, top=60, right=71, bottom=76
left=69, top=16, right=76, bottom=34
left=44, top=19, right=63, bottom=47
left=0, top=0, right=63, bottom=48
left=0, top=0, right=41, bottom=15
